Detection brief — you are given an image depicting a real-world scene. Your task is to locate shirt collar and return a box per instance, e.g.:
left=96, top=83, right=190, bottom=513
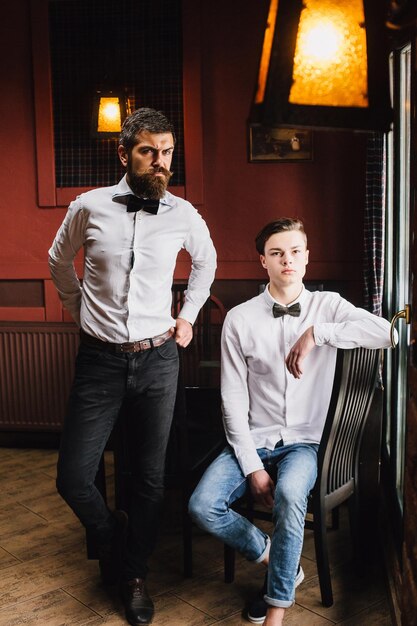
left=111, top=174, right=176, bottom=208
left=262, top=284, right=307, bottom=308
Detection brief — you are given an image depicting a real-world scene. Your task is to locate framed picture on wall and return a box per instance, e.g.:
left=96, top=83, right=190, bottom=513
left=249, top=125, right=313, bottom=162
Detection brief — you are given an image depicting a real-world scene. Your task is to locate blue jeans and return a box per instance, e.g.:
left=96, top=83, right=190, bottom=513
left=56, top=337, right=179, bottom=580
left=189, top=442, right=318, bottom=607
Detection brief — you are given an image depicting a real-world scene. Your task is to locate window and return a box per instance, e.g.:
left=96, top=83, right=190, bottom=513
left=31, top=0, right=203, bottom=207
left=383, top=42, right=411, bottom=539
left=49, top=0, right=184, bottom=190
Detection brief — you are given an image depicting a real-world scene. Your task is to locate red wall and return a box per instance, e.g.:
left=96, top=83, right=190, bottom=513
left=0, top=0, right=366, bottom=320
left=198, top=0, right=366, bottom=287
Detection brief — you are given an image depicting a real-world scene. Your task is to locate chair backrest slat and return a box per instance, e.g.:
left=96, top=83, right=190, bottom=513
left=318, top=347, right=381, bottom=497
left=172, top=284, right=225, bottom=387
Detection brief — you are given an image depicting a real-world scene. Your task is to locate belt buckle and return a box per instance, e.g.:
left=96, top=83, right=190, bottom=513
left=119, top=338, right=157, bottom=353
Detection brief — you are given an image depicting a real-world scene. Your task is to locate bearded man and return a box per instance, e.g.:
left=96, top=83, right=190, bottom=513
left=49, top=108, right=216, bottom=626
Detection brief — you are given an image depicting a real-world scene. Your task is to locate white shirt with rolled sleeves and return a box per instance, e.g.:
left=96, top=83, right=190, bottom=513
left=48, top=175, right=217, bottom=343
left=221, top=285, right=394, bottom=477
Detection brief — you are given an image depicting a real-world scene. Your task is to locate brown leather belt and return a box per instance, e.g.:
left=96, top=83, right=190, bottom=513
left=80, top=328, right=174, bottom=353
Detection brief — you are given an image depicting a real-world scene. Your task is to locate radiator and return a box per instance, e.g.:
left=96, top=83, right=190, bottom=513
left=0, top=323, right=79, bottom=431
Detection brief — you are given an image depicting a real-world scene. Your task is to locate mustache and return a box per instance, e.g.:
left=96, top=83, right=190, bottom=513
left=147, top=166, right=173, bottom=177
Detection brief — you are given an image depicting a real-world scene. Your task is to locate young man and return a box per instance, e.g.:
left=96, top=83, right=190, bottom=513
left=49, top=108, right=216, bottom=626
left=189, top=218, right=393, bottom=626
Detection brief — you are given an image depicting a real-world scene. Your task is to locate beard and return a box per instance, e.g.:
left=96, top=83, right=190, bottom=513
left=127, top=162, right=173, bottom=200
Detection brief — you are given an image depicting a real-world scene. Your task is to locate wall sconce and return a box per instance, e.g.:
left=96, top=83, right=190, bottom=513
left=254, top=0, right=392, bottom=131
left=91, top=92, right=132, bottom=138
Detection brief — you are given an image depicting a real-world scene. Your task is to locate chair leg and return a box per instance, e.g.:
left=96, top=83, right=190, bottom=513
left=347, top=494, right=364, bottom=571
left=331, top=506, right=339, bottom=530
left=183, top=514, right=193, bottom=577
left=224, top=544, right=236, bottom=583
left=313, top=505, right=334, bottom=607
left=86, top=453, right=107, bottom=559
left=182, top=485, right=193, bottom=577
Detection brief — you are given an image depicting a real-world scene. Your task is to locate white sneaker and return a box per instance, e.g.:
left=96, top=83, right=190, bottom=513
left=247, top=566, right=305, bottom=624
left=295, top=565, right=305, bottom=588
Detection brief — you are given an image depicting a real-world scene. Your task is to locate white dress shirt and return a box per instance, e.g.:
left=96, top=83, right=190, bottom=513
left=48, top=175, right=217, bottom=342
left=221, top=285, right=393, bottom=477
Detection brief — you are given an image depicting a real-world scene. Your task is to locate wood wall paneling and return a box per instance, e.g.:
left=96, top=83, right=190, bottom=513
left=0, top=281, right=44, bottom=306
left=0, top=280, right=47, bottom=322
left=0, top=279, right=66, bottom=322
left=402, top=378, right=417, bottom=622
left=0, top=308, right=45, bottom=322
left=44, top=279, right=64, bottom=322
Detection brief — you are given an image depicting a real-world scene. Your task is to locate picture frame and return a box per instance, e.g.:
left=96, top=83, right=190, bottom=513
left=249, top=124, right=313, bottom=162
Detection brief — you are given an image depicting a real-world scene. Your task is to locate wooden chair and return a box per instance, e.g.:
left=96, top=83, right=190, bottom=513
left=174, top=383, right=225, bottom=577
left=223, top=347, right=382, bottom=607
left=109, top=364, right=225, bottom=578
left=171, top=283, right=225, bottom=388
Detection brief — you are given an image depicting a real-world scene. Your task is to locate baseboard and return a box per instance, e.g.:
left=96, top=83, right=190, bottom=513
left=0, top=430, right=61, bottom=448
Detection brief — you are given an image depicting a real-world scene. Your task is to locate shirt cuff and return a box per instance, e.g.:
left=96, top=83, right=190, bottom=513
left=177, top=301, right=200, bottom=326
left=313, top=322, right=335, bottom=346
left=237, top=450, right=265, bottom=477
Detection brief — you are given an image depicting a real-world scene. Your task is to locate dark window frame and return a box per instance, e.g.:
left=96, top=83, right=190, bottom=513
left=30, top=0, right=204, bottom=207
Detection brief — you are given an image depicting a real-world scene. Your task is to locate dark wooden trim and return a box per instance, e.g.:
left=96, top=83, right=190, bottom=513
left=182, top=0, right=204, bottom=205
left=0, top=307, right=45, bottom=322
left=0, top=260, right=363, bottom=281
left=0, top=431, right=61, bottom=448
left=44, top=279, right=63, bottom=322
left=379, top=491, right=403, bottom=625
left=30, top=0, right=56, bottom=207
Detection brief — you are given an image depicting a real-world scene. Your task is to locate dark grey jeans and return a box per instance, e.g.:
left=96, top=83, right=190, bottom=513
left=56, top=336, right=179, bottom=580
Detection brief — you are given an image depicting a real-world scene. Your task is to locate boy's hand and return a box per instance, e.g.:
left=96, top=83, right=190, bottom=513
left=286, top=326, right=316, bottom=379
left=248, top=469, right=275, bottom=508
left=173, top=318, right=193, bottom=347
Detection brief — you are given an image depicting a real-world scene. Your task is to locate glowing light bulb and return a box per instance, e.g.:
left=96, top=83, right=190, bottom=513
left=97, top=97, right=122, bottom=133
left=301, top=21, right=343, bottom=62
left=102, top=101, right=120, bottom=121
left=289, top=0, right=368, bottom=107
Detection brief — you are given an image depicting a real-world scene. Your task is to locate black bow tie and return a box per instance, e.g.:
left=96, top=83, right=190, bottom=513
left=272, top=302, right=301, bottom=318
left=126, top=195, right=159, bottom=214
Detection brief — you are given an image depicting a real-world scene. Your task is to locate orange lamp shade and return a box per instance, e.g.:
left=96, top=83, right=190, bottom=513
left=91, top=92, right=132, bottom=138
left=97, top=97, right=123, bottom=133
left=254, top=0, right=392, bottom=131
left=290, top=0, right=368, bottom=108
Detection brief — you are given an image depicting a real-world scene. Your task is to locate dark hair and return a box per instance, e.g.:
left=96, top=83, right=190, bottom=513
left=119, top=107, right=176, bottom=151
left=255, top=218, right=307, bottom=254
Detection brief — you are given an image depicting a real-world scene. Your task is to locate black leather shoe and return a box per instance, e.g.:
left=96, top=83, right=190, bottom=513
left=121, top=578, right=154, bottom=625
left=98, top=510, right=128, bottom=585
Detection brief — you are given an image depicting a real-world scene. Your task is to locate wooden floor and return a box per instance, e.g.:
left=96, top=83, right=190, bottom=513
left=0, top=447, right=394, bottom=625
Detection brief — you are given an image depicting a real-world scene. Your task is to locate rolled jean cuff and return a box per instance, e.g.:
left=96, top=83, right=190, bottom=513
left=253, top=535, right=270, bottom=564
left=263, top=595, right=294, bottom=609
